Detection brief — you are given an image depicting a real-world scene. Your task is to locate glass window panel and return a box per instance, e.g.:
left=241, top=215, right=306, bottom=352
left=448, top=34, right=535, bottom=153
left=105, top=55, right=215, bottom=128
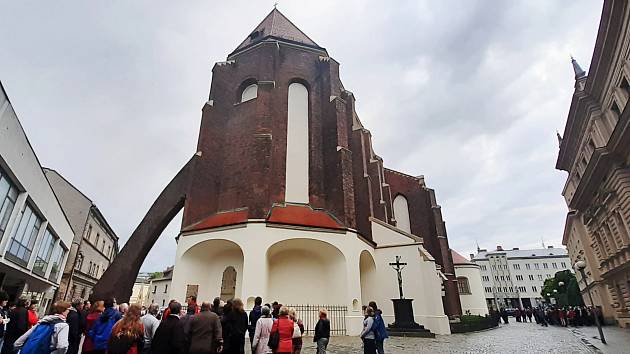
left=6, top=204, right=42, bottom=266
left=33, top=229, right=55, bottom=276
left=48, top=246, right=65, bottom=282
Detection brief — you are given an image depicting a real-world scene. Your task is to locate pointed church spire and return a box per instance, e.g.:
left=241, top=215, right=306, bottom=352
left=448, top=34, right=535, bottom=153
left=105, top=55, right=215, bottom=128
left=229, top=8, right=324, bottom=57
left=571, top=56, right=586, bottom=80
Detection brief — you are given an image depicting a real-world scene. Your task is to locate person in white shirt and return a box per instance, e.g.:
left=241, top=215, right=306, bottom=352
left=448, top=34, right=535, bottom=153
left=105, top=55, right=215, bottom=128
left=14, top=301, right=70, bottom=354
left=140, top=304, right=160, bottom=354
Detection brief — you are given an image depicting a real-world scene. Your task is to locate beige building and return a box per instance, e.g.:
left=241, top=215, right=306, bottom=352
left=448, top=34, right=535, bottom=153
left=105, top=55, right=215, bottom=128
left=130, top=273, right=151, bottom=307
left=557, top=0, right=630, bottom=328
left=44, top=169, right=119, bottom=301
left=149, top=266, right=173, bottom=308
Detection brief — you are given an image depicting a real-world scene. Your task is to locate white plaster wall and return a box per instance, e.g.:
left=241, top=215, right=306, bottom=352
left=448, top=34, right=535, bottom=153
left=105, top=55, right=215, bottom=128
left=0, top=93, right=74, bottom=286
left=392, top=195, right=411, bottom=234
left=170, top=222, right=449, bottom=335
left=285, top=83, right=309, bottom=203
left=454, top=264, right=489, bottom=316
left=171, top=239, right=244, bottom=304
left=149, top=278, right=172, bottom=307
left=267, top=238, right=346, bottom=304
left=371, top=219, right=417, bottom=247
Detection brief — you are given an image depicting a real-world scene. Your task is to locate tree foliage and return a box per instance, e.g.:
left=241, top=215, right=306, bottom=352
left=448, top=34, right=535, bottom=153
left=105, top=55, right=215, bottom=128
left=540, top=269, right=584, bottom=307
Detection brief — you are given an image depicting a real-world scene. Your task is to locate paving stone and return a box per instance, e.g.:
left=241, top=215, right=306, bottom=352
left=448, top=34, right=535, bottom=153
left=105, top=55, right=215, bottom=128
left=247, top=322, right=594, bottom=353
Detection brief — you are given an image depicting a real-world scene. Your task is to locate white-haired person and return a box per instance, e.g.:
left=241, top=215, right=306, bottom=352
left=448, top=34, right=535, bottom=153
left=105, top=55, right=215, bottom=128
left=252, top=306, right=273, bottom=354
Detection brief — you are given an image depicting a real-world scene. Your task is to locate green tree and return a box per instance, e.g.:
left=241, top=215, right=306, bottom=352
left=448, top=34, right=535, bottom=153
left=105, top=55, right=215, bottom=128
left=149, top=271, right=162, bottom=279
left=540, top=270, right=584, bottom=307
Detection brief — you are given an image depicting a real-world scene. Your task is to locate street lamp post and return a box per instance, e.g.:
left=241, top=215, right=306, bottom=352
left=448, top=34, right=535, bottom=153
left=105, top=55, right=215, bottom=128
left=574, top=260, right=606, bottom=345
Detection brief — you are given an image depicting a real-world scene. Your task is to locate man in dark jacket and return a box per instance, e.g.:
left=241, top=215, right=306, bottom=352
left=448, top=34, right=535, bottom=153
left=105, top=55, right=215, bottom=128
left=151, top=301, right=187, bottom=354
left=247, top=297, right=262, bottom=353
left=1, top=298, right=28, bottom=354
left=66, top=299, right=82, bottom=354
left=188, top=302, right=222, bottom=354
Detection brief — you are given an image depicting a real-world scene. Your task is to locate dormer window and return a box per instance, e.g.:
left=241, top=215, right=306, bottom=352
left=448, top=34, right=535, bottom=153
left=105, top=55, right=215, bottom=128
left=249, top=29, right=263, bottom=41
left=241, top=83, right=258, bottom=102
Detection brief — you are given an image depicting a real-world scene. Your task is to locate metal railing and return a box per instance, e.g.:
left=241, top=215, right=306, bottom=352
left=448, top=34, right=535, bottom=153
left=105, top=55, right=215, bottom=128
left=286, top=304, right=347, bottom=336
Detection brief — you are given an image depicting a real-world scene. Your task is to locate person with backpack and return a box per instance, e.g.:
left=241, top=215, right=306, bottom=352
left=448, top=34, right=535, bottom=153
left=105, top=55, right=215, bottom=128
left=2, top=298, right=29, bottom=354
left=360, top=307, right=376, bottom=354
left=88, top=298, right=122, bottom=354
left=14, top=301, right=70, bottom=354
left=368, top=301, right=388, bottom=354
left=108, top=304, right=144, bottom=354
left=82, top=301, right=104, bottom=354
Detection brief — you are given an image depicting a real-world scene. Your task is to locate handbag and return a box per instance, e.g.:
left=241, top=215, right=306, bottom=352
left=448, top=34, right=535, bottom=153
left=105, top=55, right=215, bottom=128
left=292, top=321, right=301, bottom=339
left=268, top=324, right=280, bottom=350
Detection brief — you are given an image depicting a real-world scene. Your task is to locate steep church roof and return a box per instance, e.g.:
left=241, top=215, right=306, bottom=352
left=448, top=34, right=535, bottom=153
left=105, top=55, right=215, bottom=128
left=230, top=8, right=323, bottom=57
left=450, top=249, right=474, bottom=265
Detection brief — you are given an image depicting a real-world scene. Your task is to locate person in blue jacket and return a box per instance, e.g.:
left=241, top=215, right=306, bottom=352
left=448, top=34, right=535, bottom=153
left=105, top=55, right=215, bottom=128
left=368, top=301, right=389, bottom=354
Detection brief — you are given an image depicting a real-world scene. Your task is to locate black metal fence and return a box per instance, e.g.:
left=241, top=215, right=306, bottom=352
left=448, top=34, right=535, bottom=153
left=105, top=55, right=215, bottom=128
left=286, top=304, right=347, bottom=336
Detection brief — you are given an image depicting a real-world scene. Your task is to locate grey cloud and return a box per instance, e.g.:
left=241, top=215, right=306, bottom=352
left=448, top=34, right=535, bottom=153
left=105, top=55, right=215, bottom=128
left=0, top=0, right=603, bottom=271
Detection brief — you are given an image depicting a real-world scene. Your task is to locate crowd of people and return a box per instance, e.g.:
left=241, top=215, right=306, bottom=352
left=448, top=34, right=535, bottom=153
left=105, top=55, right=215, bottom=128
left=495, top=305, right=604, bottom=328
left=0, top=292, right=341, bottom=354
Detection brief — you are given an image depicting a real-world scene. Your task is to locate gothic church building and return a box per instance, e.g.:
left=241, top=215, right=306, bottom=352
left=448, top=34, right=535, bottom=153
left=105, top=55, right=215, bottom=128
left=166, top=9, right=461, bottom=335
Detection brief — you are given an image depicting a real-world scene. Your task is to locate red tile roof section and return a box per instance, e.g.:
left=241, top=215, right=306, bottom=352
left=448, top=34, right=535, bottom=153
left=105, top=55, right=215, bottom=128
left=451, top=249, right=474, bottom=265
left=267, top=204, right=344, bottom=230
left=183, top=209, right=249, bottom=232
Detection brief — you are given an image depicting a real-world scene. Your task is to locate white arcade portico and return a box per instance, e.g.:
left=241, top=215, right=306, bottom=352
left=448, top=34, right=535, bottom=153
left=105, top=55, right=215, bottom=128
left=170, top=219, right=451, bottom=335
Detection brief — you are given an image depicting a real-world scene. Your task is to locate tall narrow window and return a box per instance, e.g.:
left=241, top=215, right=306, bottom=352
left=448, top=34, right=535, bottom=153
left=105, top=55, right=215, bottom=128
left=33, top=229, right=55, bottom=276
left=6, top=204, right=42, bottom=267
left=393, top=195, right=411, bottom=234
left=48, top=246, right=66, bottom=282
left=457, top=277, right=471, bottom=294
left=0, top=169, right=19, bottom=240
left=285, top=82, right=309, bottom=203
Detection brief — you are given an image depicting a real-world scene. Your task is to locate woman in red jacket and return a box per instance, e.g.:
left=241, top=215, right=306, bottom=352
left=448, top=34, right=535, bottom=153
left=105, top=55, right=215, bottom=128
left=82, top=301, right=104, bottom=354
left=270, top=307, right=293, bottom=354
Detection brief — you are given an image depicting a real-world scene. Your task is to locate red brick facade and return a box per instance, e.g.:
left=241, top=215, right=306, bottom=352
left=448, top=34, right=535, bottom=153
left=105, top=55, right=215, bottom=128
left=180, top=9, right=462, bottom=316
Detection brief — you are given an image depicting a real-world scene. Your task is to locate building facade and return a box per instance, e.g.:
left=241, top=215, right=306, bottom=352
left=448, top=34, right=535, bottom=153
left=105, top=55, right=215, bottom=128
left=472, top=246, right=572, bottom=310
left=149, top=266, right=173, bottom=308
left=451, top=250, right=488, bottom=316
left=130, top=273, right=151, bottom=307
left=557, top=0, right=630, bottom=328
left=44, top=169, right=119, bottom=302
left=0, top=82, right=74, bottom=313
left=136, top=8, right=466, bottom=335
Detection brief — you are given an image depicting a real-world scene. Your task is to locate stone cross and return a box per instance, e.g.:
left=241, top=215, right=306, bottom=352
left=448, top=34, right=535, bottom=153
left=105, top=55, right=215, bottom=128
left=389, top=255, right=407, bottom=299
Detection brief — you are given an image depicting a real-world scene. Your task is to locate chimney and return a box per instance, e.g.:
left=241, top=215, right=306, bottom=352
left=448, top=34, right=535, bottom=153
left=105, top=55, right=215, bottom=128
left=512, top=247, right=519, bottom=250
left=547, top=245, right=553, bottom=249
left=496, top=245, right=503, bottom=251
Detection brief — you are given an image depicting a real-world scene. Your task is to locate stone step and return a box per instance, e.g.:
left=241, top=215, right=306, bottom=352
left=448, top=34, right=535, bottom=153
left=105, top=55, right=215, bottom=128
left=386, top=328, right=436, bottom=338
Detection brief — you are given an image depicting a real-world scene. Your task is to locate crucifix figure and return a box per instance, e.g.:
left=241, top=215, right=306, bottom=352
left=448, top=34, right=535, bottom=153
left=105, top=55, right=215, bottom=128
left=389, top=256, right=407, bottom=299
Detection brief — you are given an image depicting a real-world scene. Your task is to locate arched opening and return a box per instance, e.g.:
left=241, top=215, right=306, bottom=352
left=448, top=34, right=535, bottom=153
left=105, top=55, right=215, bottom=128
left=359, top=250, right=377, bottom=307
left=220, top=266, right=237, bottom=301
left=285, top=82, right=309, bottom=203
left=241, top=83, right=258, bottom=102
left=177, top=239, right=244, bottom=302
left=267, top=238, right=346, bottom=304
left=393, top=194, right=411, bottom=233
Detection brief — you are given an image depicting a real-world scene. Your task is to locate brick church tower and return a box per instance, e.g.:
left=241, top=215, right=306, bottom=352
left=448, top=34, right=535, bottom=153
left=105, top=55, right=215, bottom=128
left=178, top=8, right=462, bottom=321
left=93, top=8, right=464, bottom=334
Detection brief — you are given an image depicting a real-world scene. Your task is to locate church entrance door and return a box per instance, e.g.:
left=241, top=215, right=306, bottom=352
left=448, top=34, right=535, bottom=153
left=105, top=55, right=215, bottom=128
left=220, top=266, right=237, bottom=301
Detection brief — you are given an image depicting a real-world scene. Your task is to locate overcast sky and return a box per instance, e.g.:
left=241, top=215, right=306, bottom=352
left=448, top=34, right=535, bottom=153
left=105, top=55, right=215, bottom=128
left=0, top=1, right=603, bottom=271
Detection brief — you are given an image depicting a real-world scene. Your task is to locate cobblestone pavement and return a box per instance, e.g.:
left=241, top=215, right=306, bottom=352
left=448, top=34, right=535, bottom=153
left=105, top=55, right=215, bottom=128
left=247, top=322, right=595, bottom=353
left=568, top=325, right=630, bottom=354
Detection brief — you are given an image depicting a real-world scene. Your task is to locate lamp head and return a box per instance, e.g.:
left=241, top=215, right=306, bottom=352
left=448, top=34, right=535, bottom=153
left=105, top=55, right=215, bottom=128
left=553, top=289, right=558, bottom=293
left=558, top=281, right=565, bottom=286
left=574, top=260, right=587, bottom=271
